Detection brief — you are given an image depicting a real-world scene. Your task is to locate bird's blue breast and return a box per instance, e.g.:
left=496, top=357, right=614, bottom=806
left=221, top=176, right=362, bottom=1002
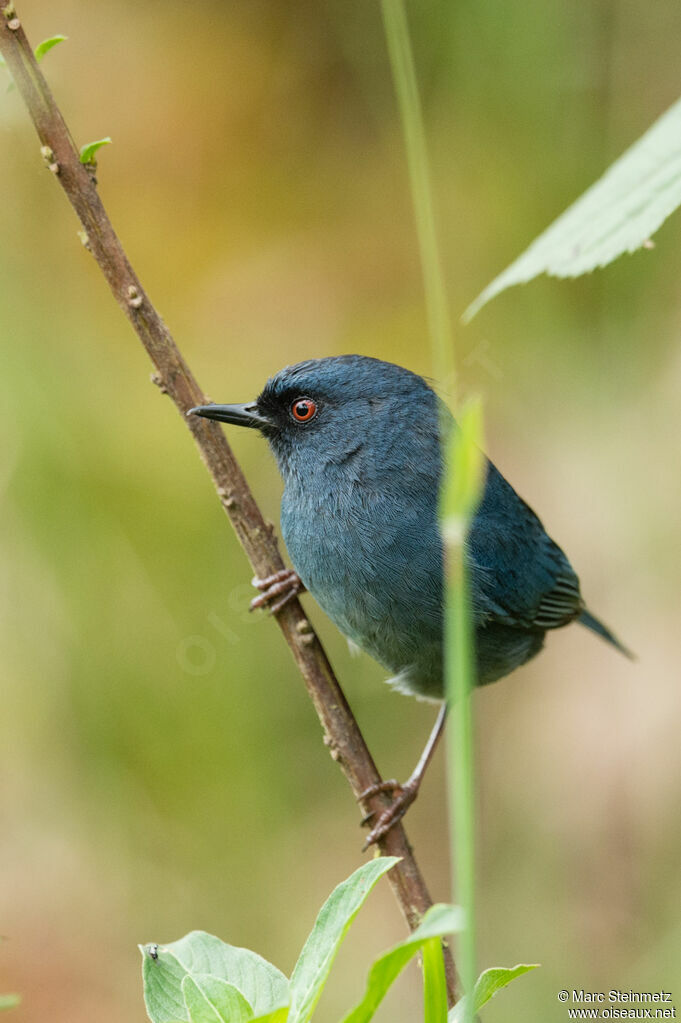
left=279, top=415, right=445, bottom=699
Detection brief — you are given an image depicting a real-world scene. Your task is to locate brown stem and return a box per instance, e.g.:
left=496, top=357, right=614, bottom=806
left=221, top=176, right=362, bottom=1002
left=0, top=7, right=456, bottom=1002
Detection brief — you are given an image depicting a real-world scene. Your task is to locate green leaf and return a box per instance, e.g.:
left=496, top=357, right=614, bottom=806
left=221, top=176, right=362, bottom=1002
left=448, top=964, right=539, bottom=1022
left=34, top=35, right=67, bottom=62
left=464, top=95, right=681, bottom=320
left=181, top=975, right=252, bottom=1023
left=288, top=856, right=399, bottom=1023
left=140, top=933, right=288, bottom=1023
left=79, top=137, right=112, bottom=165
left=341, top=903, right=464, bottom=1023
left=0, top=995, right=20, bottom=1011
left=250, top=1010, right=289, bottom=1023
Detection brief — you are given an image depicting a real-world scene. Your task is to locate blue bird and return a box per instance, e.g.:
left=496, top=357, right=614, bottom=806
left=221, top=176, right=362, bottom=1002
left=190, top=355, right=631, bottom=844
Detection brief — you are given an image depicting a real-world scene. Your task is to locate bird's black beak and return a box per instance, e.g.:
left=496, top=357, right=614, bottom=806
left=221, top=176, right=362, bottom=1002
left=187, top=402, right=271, bottom=430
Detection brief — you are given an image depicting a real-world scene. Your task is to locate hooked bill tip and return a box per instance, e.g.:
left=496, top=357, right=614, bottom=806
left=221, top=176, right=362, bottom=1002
left=184, top=402, right=270, bottom=428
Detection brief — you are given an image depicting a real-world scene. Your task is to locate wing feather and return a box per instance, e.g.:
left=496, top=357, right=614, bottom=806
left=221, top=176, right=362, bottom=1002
left=469, top=461, right=583, bottom=632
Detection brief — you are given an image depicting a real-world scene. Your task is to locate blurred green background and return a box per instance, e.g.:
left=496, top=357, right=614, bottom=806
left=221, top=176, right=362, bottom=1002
left=1, top=2, right=679, bottom=1020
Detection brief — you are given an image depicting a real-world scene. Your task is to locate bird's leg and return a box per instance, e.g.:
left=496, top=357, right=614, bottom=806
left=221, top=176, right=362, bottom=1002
left=360, top=704, right=448, bottom=850
left=250, top=569, right=306, bottom=614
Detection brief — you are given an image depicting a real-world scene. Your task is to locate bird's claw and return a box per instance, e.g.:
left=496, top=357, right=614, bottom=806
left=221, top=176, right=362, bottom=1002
left=359, top=778, right=419, bottom=850
left=250, top=569, right=305, bottom=615
left=358, top=779, right=403, bottom=824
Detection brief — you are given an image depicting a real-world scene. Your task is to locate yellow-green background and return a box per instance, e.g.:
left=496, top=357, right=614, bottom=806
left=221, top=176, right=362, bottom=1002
left=1, top=2, right=679, bottom=1020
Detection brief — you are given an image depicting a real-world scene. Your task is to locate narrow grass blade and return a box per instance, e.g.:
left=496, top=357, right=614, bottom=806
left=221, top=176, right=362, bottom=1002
left=441, top=399, right=486, bottom=1023
left=422, top=937, right=449, bottom=1023
left=381, top=0, right=454, bottom=387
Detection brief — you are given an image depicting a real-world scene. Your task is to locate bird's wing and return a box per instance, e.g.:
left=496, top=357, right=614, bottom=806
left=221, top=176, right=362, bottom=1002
left=469, top=461, right=584, bottom=631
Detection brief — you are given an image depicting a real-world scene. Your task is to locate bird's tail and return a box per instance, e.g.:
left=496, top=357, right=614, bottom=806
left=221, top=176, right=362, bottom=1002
left=578, top=608, right=635, bottom=660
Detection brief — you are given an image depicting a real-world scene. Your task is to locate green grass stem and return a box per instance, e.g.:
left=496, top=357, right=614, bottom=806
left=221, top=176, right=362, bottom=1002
left=380, top=3, right=484, bottom=1019
left=380, top=0, right=454, bottom=389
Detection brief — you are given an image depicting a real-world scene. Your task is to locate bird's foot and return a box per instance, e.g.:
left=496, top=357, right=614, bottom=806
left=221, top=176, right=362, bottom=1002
left=250, top=569, right=305, bottom=614
left=359, top=777, right=420, bottom=850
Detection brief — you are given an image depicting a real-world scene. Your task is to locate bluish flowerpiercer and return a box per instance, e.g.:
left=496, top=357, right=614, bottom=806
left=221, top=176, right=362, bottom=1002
left=190, top=355, right=631, bottom=844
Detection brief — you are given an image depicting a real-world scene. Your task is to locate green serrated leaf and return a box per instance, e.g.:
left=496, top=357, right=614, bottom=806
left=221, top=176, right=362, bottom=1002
left=341, top=904, right=464, bottom=1023
left=79, top=137, right=112, bottom=165
left=288, top=857, right=399, bottom=1023
left=0, top=995, right=20, bottom=1011
left=34, top=35, right=67, bottom=62
left=448, top=964, right=539, bottom=1022
left=181, top=975, right=252, bottom=1023
left=464, top=95, right=681, bottom=320
left=140, top=933, right=288, bottom=1023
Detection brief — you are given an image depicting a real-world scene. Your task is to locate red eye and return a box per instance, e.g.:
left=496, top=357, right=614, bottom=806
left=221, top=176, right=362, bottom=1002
left=291, top=397, right=317, bottom=423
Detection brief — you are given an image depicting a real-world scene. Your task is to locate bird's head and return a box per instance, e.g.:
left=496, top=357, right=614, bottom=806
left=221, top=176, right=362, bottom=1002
left=188, top=355, right=441, bottom=477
